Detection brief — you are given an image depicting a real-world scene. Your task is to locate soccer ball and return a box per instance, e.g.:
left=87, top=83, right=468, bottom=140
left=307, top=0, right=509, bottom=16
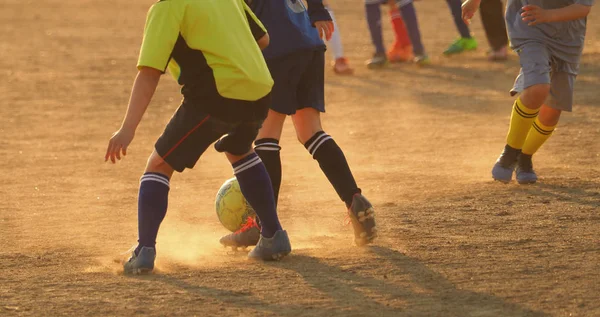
left=215, top=178, right=256, bottom=232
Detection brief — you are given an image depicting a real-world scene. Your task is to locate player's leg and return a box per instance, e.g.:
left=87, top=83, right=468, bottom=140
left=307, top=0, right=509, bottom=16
left=443, top=0, right=478, bottom=55
left=394, top=0, right=429, bottom=65
left=517, top=70, right=573, bottom=184
left=253, top=52, right=308, bottom=206
left=215, top=106, right=291, bottom=261
left=479, top=0, right=508, bottom=61
left=255, top=110, right=287, bottom=205
left=124, top=105, right=220, bottom=273
left=293, top=50, right=376, bottom=245
left=492, top=44, right=551, bottom=183
left=292, top=108, right=376, bottom=245
left=387, top=0, right=413, bottom=63
left=122, top=150, right=173, bottom=275
left=365, top=0, right=388, bottom=68
left=219, top=52, right=302, bottom=249
left=218, top=111, right=285, bottom=249
left=493, top=84, right=550, bottom=183
left=323, top=1, right=354, bottom=75
left=292, top=108, right=359, bottom=207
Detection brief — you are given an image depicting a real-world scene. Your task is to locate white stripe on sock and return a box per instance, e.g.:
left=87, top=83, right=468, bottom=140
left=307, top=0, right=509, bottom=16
left=255, top=142, right=280, bottom=148
left=254, top=146, right=281, bottom=151
left=234, top=157, right=263, bottom=175
left=233, top=156, right=261, bottom=174
left=140, top=175, right=170, bottom=188
left=255, top=143, right=281, bottom=151
left=140, top=174, right=169, bottom=183
left=309, top=136, right=333, bottom=156
left=307, top=133, right=330, bottom=154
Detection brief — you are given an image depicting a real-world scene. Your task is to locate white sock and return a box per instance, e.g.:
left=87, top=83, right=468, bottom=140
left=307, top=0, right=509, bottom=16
left=326, top=7, right=344, bottom=59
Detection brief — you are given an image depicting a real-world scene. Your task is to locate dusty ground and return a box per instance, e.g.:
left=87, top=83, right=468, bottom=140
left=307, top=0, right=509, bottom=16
left=1, top=0, right=599, bottom=316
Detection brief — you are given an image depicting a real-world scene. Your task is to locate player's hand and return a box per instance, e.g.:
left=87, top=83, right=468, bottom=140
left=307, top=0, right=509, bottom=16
left=315, top=21, right=334, bottom=41
left=521, top=5, right=552, bottom=26
left=461, top=0, right=482, bottom=25
left=105, top=127, right=135, bottom=163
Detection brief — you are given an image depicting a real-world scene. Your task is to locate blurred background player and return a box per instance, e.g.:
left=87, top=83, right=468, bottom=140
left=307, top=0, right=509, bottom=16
left=463, top=0, right=594, bottom=184
left=479, top=0, right=509, bottom=61
left=105, top=0, right=292, bottom=272
left=323, top=0, right=354, bottom=75
left=365, top=0, right=429, bottom=67
left=443, top=0, right=479, bottom=56
left=220, top=0, right=377, bottom=249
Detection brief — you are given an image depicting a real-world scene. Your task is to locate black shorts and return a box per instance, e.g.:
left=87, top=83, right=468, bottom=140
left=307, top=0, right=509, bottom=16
left=267, top=49, right=325, bottom=115
left=155, top=95, right=270, bottom=172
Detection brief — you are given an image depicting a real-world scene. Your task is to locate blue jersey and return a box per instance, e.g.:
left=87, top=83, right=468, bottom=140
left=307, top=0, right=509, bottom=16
left=249, top=0, right=331, bottom=59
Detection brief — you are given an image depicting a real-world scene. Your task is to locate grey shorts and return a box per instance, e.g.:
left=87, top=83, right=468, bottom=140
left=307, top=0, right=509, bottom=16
left=510, top=43, right=577, bottom=112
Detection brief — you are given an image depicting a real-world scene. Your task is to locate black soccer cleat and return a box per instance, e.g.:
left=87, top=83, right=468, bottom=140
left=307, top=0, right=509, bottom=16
left=516, top=153, right=538, bottom=184
left=219, top=217, right=260, bottom=250
left=123, top=246, right=155, bottom=275
left=492, top=144, right=521, bottom=183
left=248, top=230, right=292, bottom=261
left=348, top=193, right=377, bottom=246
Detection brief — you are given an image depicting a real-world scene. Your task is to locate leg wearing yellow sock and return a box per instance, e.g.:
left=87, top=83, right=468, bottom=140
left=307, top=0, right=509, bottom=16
left=506, top=97, right=540, bottom=149
left=506, top=84, right=550, bottom=149
left=522, top=105, right=560, bottom=155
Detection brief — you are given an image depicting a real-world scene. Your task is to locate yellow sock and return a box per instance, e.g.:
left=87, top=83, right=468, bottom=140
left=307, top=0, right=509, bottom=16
left=506, top=98, right=539, bottom=149
left=522, top=117, right=556, bottom=155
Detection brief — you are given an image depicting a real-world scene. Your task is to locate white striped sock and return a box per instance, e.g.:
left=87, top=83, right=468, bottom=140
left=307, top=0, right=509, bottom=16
left=140, top=174, right=170, bottom=188
left=309, top=135, right=333, bottom=156
left=234, top=157, right=263, bottom=175
left=307, top=133, right=330, bottom=154
left=233, top=156, right=261, bottom=173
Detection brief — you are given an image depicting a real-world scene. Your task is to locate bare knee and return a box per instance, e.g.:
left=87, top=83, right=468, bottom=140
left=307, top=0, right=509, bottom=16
left=145, top=150, right=175, bottom=178
left=520, top=84, right=551, bottom=109
left=538, top=104, right=562, bottom=126
left=292, top=108, right=323, bottom=144
left=257, top=110, right=287, bottom=141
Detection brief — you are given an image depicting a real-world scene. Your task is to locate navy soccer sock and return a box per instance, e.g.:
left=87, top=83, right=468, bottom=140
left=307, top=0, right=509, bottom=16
left=397, top=1, right=425, bottom=56
left=305, top=131, right=360, bottom=208
left=136, top=172, right=170, bottom=254
left=233, top=153, right=282, bottom=238
left=446, top=0, right=471, bottom=38
left=365, top=2, right=385, bottom=54
left=254, top=138, right=282, bottom=206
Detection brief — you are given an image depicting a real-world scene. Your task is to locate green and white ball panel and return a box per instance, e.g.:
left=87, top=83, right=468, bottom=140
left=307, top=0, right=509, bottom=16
left=215, top=178, right=256, bottom=232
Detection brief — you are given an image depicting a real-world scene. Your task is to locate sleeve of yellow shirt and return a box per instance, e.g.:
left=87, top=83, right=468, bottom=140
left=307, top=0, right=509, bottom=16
left=137, top=1, right=182, bottom=72
left=243, top=1, right=267, bottom=40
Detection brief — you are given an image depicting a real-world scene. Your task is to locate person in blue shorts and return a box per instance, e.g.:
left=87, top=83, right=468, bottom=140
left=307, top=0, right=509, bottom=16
left=220, top=0, right=377, bottom=248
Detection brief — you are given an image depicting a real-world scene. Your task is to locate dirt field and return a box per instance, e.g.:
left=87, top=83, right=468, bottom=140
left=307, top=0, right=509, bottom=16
left=1, top=0, right=599, bottom=316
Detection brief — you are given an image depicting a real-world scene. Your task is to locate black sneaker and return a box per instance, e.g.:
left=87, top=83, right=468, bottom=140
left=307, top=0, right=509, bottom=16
left=516, top=153, right=538, bottom=184
left=219, top=217, right=260, bottom=250
left=248, top=230, right=292, bottom=261
left=366, top=52, right=387, bottom=69
left=348, top=194, right=377, bottom=246
left=123, top=246, right=155, bottom=275
left=492, top=144, right=521, bottom=183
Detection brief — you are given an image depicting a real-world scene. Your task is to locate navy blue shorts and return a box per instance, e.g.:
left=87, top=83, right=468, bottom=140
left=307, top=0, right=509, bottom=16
left=155, top=95, right=270, bottom=172
left=266, top=49, right=325, bottom=115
